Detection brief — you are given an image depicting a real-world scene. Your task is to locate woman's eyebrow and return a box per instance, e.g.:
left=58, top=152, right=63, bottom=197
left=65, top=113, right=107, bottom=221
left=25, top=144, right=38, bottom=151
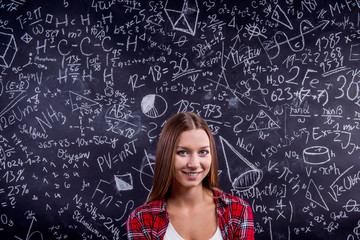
left=176, top=146, right=188, bottom=149
left=176, top=145, right=210, bottom=149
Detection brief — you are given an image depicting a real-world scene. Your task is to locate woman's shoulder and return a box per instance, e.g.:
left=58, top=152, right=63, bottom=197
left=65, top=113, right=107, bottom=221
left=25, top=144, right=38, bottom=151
left=128, top=199, right=166, bottom=220
left=214, top=189, right=251, bottom=208
left=213, top=189, right=253, bottom=223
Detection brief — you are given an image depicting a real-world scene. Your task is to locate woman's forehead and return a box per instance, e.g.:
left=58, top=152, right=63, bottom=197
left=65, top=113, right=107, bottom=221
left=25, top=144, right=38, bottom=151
left=177, top=129, right=210, bottom=145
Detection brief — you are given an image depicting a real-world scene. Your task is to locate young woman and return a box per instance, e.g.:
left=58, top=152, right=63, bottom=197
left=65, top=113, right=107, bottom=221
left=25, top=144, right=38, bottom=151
left=127, top=112, right=254, bottom=240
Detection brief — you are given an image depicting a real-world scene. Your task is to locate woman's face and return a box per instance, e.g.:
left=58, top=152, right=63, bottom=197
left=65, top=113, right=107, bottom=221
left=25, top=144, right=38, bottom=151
left=172, top=129, right=212, bottom=191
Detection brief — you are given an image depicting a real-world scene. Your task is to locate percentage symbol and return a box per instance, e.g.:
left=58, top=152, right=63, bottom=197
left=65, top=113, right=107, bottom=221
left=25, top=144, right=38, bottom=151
left=21, top=184, right=29, bottom=195
left=16, top=169, right=25, bottom=182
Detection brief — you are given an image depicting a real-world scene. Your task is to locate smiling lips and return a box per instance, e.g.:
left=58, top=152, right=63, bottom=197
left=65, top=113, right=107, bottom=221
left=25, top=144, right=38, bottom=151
left=183, top=171, right=201, bottom=177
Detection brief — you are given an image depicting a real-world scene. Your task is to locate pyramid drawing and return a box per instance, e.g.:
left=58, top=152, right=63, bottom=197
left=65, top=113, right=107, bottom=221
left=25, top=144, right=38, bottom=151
left=114, top=173, right=133, bottom=191
left=164, top=0, right=199, bottom=36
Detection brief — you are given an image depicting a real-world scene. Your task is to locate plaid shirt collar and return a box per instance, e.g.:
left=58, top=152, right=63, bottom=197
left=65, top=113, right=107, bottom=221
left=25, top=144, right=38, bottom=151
left=153, top=189, right=229, bottom=217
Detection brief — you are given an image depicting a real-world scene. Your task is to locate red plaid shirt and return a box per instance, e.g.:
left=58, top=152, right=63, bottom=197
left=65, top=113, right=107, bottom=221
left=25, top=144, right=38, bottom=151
left=126, top=190, right=254, bottom=240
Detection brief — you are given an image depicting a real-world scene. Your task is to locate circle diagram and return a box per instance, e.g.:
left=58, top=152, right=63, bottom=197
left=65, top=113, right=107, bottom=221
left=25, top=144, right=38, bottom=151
left=141, top=94, right=168, bottom=118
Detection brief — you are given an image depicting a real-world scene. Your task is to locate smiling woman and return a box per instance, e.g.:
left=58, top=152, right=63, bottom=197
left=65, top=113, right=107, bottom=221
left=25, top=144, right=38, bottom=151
left=172, top=128, right=212, bottom=191
left=126, top=112, right=254, bottom=240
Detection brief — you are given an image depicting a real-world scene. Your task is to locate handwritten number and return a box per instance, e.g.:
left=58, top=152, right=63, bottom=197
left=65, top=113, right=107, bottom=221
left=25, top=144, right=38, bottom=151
left=335, top=75, right=346, bottom=99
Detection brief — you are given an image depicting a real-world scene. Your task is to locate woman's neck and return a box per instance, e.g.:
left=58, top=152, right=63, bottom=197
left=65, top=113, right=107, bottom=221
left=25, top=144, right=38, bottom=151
left=167, top=185, right=212, bottom=208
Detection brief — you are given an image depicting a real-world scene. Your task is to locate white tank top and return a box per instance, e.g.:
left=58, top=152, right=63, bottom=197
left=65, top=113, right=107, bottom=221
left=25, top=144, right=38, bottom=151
left=164, top=222, right=223, bottom=240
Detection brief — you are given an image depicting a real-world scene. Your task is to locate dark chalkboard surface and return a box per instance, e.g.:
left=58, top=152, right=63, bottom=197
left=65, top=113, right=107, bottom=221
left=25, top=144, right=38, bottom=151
left=1, top=0, right=360, bottom=239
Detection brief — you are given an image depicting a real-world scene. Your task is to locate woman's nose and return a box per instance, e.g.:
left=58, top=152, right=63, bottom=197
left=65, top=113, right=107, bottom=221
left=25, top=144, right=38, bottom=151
left=187, top=154, right=200, bottom=168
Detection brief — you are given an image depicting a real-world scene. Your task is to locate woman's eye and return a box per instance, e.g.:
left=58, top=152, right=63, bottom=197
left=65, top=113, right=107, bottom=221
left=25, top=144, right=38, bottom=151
left=199, top=150, right=209, bottom=155
left=177, top=150, right=188, bottom=156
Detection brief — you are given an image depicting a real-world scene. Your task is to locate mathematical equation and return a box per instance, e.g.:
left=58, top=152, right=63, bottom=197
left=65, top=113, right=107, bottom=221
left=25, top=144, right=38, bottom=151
left=1, top=0, right=360, bottom=239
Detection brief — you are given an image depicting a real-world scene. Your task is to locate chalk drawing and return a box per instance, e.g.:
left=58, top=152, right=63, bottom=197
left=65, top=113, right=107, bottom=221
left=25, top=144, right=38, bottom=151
left=114, top=173, right=133, bottom=192
left=247, top=110, right=280, bottom=132
left=305, top=179, right=329, bottom=211
left=141, top=94, right=168, bottom=118
left=220, top=136, right=263, bottom=191
left=303, top=146, right=330, bottom=165
left=21, top=32, right=33, bottom=43
left=237, top=73, right=269, bottom=97
left=69, top=91, right=102, bottom=116
left=0, top=31, right=18, bottom=68
left=271, top=5, right=293, bottom=30
left=164, top=0, right=199, bottom=36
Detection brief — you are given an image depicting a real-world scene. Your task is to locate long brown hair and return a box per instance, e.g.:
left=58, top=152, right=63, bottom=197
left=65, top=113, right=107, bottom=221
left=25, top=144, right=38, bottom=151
left=146, top=112, right=219, bottom=203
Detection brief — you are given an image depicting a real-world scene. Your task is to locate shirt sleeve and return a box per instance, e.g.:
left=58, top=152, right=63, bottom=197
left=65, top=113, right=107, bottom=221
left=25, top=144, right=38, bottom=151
left=126, top=213, right=149, bottom=240
left=235, top=202, right=255, bottom=240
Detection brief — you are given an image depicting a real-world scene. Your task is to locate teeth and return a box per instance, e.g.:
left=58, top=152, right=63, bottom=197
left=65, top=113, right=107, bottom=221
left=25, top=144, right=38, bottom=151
left=185, top=172, right=199, bottom=176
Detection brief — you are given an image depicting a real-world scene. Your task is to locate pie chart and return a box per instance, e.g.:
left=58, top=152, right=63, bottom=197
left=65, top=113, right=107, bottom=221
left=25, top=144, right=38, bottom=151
left=141, top=94, right=168, bottom=118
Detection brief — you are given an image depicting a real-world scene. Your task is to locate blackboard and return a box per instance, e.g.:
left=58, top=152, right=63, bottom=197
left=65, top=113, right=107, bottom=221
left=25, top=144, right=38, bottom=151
left=1, top=0, right=360, bottom=239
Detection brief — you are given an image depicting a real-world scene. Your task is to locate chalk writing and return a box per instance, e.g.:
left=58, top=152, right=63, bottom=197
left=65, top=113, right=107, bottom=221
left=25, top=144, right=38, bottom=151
left=1, top=0, right=360, bottom=239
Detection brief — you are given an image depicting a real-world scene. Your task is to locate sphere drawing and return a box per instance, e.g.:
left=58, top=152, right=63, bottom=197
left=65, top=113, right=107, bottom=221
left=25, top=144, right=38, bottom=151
left=141, top=94, right=168, bottom=118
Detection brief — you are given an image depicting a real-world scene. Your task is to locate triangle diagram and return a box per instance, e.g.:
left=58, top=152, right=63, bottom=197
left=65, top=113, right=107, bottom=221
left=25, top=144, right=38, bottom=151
left=271, top=5, right=293, bottom=30
left=114, top=173, right=133, bottom=191
left=248, top=110, right=280, bottom=132
left=69, top=91, right=101, bottom=113
left=305, top=179, right=329, bottom=211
